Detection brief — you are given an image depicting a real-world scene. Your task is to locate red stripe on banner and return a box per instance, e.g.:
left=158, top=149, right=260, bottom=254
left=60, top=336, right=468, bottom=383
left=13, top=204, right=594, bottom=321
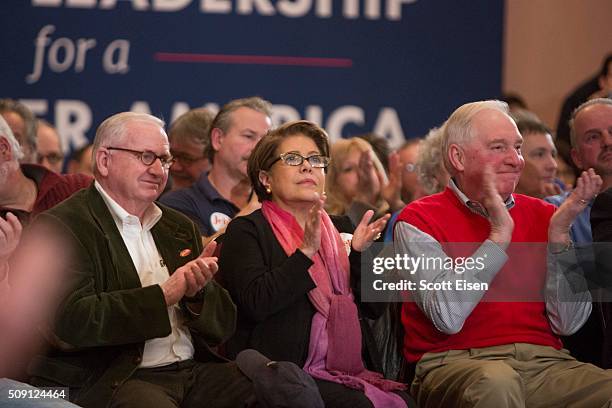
left=154, top=52, right=353, bottom=68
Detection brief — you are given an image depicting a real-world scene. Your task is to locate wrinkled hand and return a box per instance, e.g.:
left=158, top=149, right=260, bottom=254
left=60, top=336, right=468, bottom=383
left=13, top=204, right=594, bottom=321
left=352, top=210, right=391, bottom=252
left=0, top=213, right=22, bottom=264
left=481, top=167, right=514, bottom=245
left=161, top=240, right=219, bottom=306
left=380, top=152, right=405, bottom=212
left=549, top=169, right=602, bottom=243
left=299, top=193, right=325, bottom=259
left=355, top=151, right=380, bottom=206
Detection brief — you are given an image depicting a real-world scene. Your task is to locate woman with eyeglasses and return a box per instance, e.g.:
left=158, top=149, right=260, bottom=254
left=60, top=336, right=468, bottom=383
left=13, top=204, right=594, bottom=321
left=218, top=121, right=412, bottom=407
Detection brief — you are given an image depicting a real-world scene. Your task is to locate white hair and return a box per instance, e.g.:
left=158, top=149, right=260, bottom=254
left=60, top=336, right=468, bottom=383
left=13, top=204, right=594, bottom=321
left=92, top=112, right=165, bottom=173
left=0, top=114, right=24, bottom=161
left=441, top=100, right=510, bottom=175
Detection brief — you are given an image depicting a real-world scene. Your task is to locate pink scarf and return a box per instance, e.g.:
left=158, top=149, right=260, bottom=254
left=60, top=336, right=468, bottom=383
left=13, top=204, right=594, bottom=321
left=262, top=201, right=407, bottom=407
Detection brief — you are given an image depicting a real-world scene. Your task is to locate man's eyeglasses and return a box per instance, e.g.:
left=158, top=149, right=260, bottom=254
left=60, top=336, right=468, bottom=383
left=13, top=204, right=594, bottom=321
left=37, top=153, right=64, bottom=165
left=272, top=152, right=330, bottom=168
left=105, top=147, right=175, bottom=169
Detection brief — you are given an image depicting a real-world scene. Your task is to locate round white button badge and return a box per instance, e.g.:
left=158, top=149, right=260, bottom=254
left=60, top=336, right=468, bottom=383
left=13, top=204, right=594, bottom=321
left=210, top=212, right=232, bottom=232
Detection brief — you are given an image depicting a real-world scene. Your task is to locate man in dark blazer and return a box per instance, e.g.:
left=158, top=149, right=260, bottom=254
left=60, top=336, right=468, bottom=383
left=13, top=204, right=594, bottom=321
left=29, top=112, right=253, bottom=408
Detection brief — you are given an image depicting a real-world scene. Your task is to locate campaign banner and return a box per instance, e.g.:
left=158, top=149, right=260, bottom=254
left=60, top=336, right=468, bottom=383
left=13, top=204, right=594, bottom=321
left=0, top=0, right=503, bottom=152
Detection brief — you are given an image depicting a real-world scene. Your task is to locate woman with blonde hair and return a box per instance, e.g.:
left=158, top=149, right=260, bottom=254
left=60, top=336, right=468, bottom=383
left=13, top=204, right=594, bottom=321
left=325, top=138, right=403, bottom=226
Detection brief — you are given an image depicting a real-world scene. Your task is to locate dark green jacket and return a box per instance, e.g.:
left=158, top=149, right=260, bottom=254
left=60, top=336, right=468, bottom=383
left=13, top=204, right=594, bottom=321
left=29, top=184, right=236, bottom=408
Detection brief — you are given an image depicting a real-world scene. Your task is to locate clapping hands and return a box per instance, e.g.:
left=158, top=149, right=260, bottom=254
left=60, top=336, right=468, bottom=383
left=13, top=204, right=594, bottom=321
left=352, top=210, right=390, bottom=252
left=161, top=240, right=219, bottom=306
left=549, top=169, right=602, bottom=243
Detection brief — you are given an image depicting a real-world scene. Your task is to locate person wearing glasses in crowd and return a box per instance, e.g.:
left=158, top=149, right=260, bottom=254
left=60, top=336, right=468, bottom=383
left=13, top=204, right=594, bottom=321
left=161, top=97, right=272, bottom=238
left=29, top=112, right=255, bottom=408
left=0, top=115, right=91, bottom=225
left=166, top=108, right=215, bottom=192
left=36, top=119, right=64, bottom=174
left=397, top=138, right=425, bottom=204
left=219, top=120, right=415, bottom=407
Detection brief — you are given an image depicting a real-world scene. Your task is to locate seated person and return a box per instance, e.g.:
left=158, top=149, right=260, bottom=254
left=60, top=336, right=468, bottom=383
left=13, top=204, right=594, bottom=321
left=219, top=120, right=413, bottom=407
left=36, top=119, right=64, bottom=174
left=0, top=214, right=78, bottom=408
left=512, top=110, right=560, bottom=198
left=160, top=97, right=271, bottom=238
left=28, top=112, right=252, bottom=408
left=325, top=137, right=403, bottom=227
left=395, top=99, right=612, bottom=407
left=167, top=108, right=214, bottom=191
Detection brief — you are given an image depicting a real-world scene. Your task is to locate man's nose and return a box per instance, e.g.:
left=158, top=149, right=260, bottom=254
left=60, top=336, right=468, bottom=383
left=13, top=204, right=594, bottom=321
left=506, top=148, right=523, bottom=167
left=149, top=157, right=165, bottom=175
left=546, top=154, right=558, bottom=171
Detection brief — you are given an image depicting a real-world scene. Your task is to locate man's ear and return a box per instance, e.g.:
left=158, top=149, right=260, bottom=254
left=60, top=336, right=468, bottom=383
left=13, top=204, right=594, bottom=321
left=570, top=147, right=583, bottom=169
left=96, top=148, right=110, bottom=177
left=210, top=128, right=224, bottom=154
left=0, top=137, right=12, bottom=161
left=448, top=144, right=465, bottom=172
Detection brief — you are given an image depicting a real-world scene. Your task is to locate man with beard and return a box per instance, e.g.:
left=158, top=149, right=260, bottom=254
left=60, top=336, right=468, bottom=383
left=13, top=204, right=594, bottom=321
left=161, top=97, right=272, bottom=237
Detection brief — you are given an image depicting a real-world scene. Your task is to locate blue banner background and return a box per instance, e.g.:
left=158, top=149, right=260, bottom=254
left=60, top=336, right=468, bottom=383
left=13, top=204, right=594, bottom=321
left=0, top=0, right=504, bottom=151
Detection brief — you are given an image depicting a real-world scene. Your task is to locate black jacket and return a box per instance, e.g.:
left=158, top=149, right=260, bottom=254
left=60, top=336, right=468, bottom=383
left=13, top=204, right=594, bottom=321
left=218, top=209, right=386, bottom=372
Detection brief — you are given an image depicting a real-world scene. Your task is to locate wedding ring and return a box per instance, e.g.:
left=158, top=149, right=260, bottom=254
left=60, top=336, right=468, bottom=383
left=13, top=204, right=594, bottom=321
left=579, top=199, right=588, bottom=205
left=374, top=232, right=382, bottom=241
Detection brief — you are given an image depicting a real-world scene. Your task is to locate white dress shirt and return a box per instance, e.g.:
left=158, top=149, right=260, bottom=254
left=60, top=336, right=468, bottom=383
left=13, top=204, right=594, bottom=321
left=95, top=181, right=194, bottom=367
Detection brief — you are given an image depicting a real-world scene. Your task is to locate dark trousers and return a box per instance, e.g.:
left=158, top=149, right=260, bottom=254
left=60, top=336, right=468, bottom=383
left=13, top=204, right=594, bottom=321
left=315, top=379, right=416, bottom=408
left=109, top=360, right=252, bottom=408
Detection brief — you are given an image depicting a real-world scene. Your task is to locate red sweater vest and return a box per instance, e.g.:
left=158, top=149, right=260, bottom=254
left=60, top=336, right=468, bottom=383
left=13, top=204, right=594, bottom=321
left=397, top=188, right=562, bottom=362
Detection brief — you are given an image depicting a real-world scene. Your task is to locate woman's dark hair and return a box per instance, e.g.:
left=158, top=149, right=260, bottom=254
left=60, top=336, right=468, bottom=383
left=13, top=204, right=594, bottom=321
left=248, top=120, right=330, bottom=202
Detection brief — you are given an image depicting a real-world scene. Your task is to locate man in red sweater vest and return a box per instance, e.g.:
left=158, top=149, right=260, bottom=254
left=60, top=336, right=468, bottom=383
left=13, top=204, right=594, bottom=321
left=395, top=100, right=612, bottom=407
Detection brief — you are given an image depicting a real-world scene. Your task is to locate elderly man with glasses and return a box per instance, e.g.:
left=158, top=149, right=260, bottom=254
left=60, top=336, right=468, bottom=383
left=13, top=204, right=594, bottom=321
left=28, top=112, right=254, bottom=408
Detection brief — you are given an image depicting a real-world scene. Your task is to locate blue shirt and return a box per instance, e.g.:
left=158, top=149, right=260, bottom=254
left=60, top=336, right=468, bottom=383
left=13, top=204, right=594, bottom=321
left=545, top=191, right=593, bottom=244
left=160, top=172, right=239, bottom=236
